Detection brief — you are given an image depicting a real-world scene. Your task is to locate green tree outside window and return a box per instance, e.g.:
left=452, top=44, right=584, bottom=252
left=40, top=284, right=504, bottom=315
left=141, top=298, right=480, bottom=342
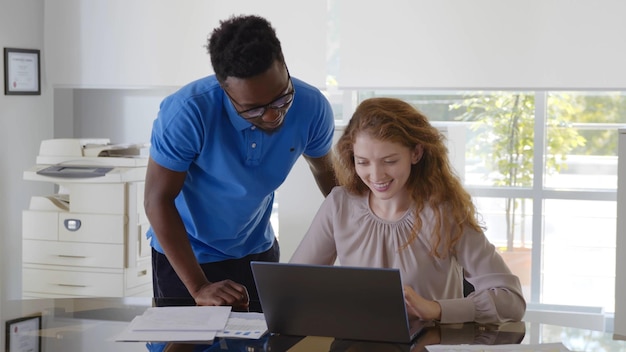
left=452, top=92, right=584, bottom=251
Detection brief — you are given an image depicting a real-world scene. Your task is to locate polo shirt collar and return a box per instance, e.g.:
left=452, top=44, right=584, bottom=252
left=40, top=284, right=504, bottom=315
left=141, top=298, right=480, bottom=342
left=223, top=92, right=253, bottom=131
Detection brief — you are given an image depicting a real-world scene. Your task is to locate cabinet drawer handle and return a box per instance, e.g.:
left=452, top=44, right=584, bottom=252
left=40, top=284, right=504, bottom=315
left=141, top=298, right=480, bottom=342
left=58, top=255, right=87, bottom=259
left=137, top=270, right=148, bottom=277
left=57, top=283, right=88, bottom=288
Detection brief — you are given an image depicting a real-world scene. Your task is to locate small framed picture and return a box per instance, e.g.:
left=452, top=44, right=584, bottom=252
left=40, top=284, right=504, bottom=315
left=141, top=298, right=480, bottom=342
left=5, top=315, right=41, bottom=352
left=3, top=47, right=41, bottom=95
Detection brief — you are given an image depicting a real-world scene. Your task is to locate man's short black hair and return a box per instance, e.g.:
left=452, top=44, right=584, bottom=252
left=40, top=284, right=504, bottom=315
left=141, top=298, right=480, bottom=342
left=207, top=15, right=285, bottom=84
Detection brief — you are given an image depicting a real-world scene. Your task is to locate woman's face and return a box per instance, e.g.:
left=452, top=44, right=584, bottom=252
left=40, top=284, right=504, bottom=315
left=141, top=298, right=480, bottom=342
left=353, top=133, right=422, bottom=203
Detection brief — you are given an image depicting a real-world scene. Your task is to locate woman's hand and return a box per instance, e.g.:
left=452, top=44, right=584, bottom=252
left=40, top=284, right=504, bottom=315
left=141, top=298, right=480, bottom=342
left=403, top=285, right=442, bottom=321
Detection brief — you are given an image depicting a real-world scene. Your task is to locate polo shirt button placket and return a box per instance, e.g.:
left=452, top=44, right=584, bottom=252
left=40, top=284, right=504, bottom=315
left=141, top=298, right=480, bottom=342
left=245, top=126, right=262, bottom=166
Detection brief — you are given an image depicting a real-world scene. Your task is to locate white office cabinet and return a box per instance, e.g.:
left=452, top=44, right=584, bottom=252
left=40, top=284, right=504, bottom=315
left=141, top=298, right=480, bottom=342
left=615, top=129, right=626, bottom=336
left=22, top=139, right=152, bottom=298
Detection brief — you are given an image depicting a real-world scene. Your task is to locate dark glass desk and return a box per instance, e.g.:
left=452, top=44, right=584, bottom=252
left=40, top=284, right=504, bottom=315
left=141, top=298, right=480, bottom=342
left=4, top=297, right=626, bottom=351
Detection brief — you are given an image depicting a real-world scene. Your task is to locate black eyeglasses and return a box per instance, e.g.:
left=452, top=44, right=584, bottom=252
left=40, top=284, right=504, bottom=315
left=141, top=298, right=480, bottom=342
left=223, top=70, right=295, bottom=120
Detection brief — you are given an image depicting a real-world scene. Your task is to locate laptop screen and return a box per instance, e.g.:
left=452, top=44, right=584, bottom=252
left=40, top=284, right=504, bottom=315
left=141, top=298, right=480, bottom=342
left=251, top=261, right=425, bottom=343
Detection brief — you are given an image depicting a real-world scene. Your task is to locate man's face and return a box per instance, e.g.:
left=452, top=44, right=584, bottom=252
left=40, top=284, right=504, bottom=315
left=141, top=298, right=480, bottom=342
left=223, top=60, right=294, bottom=133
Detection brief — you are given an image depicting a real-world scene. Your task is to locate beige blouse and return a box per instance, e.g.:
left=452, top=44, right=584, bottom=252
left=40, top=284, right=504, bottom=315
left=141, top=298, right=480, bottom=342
left=289, top=187, right=526, bottom=324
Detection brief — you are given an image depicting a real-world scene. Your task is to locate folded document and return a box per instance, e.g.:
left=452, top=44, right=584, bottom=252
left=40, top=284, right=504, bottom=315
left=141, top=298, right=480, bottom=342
left=115, top=306, right=268, bottom=342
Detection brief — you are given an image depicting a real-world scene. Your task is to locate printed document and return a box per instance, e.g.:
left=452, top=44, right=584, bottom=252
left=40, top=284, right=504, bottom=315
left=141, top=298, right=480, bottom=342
left=115, top=306, right=268, bottom=342
left=115, top=306, right=231, bottom=342
left=216, top=312, right=268, bottom=339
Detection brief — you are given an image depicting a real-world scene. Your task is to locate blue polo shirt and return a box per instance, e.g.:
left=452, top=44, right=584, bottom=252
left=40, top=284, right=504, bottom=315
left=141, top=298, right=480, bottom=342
left=147, top=75, right=334, bottom=263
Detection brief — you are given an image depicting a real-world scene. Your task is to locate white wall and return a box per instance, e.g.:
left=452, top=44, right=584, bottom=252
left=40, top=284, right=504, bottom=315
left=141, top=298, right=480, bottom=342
left=68, top=89, right=175, bottom=144
left=0, top=0, right=52, bottom=349
left=44, top=0, right=328, bottom=89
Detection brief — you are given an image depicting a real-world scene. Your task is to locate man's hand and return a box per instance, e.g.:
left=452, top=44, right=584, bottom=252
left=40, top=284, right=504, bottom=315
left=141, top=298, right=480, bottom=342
left=192, top=280, right=250, bottom=311
left=403, top=285, right=442, bottom=321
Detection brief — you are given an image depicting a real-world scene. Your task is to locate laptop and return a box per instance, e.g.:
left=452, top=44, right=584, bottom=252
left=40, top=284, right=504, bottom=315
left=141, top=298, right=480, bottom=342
left=250, top=261, right=427, bottom=344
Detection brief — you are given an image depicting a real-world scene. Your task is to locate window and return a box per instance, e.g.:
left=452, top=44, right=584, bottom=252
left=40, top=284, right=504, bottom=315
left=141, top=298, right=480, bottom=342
left=317, top=0, right=626, bottom=329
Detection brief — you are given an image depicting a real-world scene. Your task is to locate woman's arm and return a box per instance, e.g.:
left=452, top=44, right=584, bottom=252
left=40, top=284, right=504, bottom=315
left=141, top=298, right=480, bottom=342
left=437, top=229, right=527, bottom=324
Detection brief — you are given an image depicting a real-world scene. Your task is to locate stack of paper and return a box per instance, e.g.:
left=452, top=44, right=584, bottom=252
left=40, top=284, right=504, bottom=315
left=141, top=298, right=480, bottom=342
left=115, top=306, right=268, bottom=343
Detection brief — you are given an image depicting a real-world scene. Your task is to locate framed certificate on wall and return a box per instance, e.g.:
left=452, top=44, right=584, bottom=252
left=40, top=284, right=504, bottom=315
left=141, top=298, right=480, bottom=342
left=5, top=315, right=41, bottom=352
left=3, top=47, right=41, bottom=95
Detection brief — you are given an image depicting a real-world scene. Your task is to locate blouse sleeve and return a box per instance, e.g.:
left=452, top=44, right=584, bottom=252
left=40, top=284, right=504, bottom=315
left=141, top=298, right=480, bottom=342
left=288, top=188, right=339, bottom=265
left=436, top=229, right=527, bottom=324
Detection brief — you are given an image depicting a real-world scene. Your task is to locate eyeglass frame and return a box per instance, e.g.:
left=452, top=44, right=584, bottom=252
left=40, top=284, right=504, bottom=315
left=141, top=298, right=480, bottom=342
left=222, top=68, right=295, bottom=120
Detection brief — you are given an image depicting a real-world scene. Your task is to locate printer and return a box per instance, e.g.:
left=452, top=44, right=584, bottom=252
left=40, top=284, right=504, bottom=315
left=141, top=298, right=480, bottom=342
left=22, top=138, right=152, bottom=298
left=26, top=138, right=148, bottom=183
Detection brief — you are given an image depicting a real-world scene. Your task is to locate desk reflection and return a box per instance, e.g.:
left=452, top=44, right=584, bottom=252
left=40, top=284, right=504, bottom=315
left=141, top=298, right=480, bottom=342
left=150, top=322, right=525, bottom=352
left=7, top=297, right=625, bottom=351
left=151, top=298, right=525, bottom=352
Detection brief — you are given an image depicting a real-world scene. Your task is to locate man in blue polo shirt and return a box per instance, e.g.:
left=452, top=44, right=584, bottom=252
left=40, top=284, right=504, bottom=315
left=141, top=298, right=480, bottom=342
left=144, top=15, right=336, bottom=310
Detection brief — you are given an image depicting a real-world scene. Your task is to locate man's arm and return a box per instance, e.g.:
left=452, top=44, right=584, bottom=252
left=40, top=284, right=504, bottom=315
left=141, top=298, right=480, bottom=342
left=144, top=158, right=248, bottom=307
left=303, top=151, right=337, bottom=197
